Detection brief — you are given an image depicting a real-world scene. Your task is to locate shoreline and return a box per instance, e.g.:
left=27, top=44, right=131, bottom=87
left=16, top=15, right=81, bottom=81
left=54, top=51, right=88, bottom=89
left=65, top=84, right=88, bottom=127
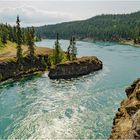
left=110, top=79, right=140, bottom=139
left=48, top=56, right=103, bottom=79
left=0, top=56, right=48, bottom=83
left=119, top=40, right=140, bottom=47
left=1, top=38, right=138, bottom=83
left=0, top=41, right=53, bottom=83
left=81, top=38, right=140, bottom=47
left=39, top=38, right=140, bottom=47
left=0, top=55, right=103, bottom=82
left=0, top=70, right=45, bottom=85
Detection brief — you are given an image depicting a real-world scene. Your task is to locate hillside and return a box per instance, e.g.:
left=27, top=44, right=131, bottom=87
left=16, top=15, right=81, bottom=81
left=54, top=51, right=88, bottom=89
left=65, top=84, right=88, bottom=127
left=35, top=11, right=140, bottom=42
left=0, top=41, right=52, bottom=62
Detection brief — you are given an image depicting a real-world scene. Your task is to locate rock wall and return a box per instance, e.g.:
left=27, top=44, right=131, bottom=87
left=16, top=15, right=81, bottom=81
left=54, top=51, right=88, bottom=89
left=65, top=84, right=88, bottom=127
left=110, top=78, right=140, bottom=139
left=48, top=56, right=102, bottom=79
left=0, top=55, right=48, bottom=82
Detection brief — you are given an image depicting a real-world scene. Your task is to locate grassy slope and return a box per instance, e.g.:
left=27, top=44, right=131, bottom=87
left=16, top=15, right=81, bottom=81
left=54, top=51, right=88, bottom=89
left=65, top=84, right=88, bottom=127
left=0, top=41, right=53, bottom=62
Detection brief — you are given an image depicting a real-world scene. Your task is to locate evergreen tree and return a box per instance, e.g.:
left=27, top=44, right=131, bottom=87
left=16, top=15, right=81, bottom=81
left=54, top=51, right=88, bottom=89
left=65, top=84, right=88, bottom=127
left=16, top=16, right=23, bottom=65
left=138, top=27, right=140, bottom=43
left=71, top=36, right=77, bottom=60
left=0, top=18, right=40, bottom=46
left=13, top=26, right=17, bottom=42
left=53, top=33, right=63, bottom=64
left=27, top=27, right=35, bottom=63
left=1, top=33, right=7, bottom=44
left=67, top=37, right=72, bottom=61
left=67, top=36, right=77, bottom=61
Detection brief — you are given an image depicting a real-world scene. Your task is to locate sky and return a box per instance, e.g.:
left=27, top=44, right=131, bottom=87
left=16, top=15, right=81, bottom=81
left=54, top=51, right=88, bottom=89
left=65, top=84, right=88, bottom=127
left=0, top=0, right=140, bottom=27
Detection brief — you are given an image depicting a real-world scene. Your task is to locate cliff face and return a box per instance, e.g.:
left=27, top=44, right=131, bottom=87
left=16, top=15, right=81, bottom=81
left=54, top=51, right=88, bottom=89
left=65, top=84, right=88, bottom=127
left=0, top=55, right=48, bottom=82
left=48, top=56, right=102, bottom=79
left=110, top=78, right=140, bottom=139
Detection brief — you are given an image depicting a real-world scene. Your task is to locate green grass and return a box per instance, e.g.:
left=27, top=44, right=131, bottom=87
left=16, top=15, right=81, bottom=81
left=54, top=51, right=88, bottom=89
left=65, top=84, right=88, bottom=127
left=0, top=41, right=53, bottom=62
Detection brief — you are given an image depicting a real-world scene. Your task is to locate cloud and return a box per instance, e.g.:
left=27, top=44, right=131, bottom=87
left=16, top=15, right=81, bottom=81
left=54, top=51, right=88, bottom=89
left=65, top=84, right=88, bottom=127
left=0, top=5, right=73, bottom=26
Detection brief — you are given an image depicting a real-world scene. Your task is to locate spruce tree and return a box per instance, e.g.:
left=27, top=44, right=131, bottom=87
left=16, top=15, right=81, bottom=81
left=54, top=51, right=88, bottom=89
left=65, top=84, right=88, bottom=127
left=27, top=27, right=35, bottom=63
left=54, top=33, right=63, bottom=64
left=16, top=16, right=22, bottom=65
left=1, top=33, right=7, bottom=44
left=67, top=36, right=77, bottom=61
left=71, top=36, right=77, bottom=60
left=138, top=27, right=140, bottom=43
left=67, top=37, right=72, bottom=61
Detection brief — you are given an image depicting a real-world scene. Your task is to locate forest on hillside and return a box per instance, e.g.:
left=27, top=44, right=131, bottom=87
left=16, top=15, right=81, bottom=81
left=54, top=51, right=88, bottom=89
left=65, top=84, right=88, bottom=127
left=1, top=11, right=140, bottom=46
left=0, top=17, right=77, bottom=67
left=0, top=23, right=41, bottom=48
left=35, top=11, right=140, bottom=42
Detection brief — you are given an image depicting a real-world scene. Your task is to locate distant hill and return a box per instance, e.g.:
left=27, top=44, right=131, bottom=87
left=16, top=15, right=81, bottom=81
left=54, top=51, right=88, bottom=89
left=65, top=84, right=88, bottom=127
left=35, top=11, right=140, bottom=42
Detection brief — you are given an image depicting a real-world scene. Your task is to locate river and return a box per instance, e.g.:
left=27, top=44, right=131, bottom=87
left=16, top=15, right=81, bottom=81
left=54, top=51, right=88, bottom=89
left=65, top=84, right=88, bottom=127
left=0, top=39, right=140, bottom=139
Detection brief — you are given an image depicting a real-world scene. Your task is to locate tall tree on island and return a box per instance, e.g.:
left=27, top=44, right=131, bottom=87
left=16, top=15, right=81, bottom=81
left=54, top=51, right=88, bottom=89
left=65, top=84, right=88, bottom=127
left=27, top=27, right=35, bottom=63
left=16, top=16, right=23, bottom=65
left=71, top=36, right=77, bottom=60
left=67, top=37, right=72, bottom=61
left=67, top=36, right=77, bottom=61
left=53, top=33, right=63, bottom=64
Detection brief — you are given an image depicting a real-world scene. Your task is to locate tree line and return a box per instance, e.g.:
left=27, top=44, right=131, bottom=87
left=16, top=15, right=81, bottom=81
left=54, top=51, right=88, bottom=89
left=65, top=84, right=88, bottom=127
left=0, top=21, right=41, bottom=48
left=35, top=11, right=140, bottom=43
left=0, top=16, right=77, bottom=67
left=47, top=33, right=77, bottom=67
left=0, top=16, right=36, bottom=66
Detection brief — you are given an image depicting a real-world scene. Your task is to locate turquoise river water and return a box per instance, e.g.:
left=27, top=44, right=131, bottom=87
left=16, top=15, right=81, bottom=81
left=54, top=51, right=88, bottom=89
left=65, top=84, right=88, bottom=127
left=0, top=40, right=140, bottom=139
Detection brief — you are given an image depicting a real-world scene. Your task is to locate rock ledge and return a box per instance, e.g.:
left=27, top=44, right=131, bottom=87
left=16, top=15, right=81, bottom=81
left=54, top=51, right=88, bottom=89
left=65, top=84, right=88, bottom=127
left=48, top=56, right=103, bottom=79
left=0, top=55, right=48, bottom=82
left=110, top=78, right=140, bottom=139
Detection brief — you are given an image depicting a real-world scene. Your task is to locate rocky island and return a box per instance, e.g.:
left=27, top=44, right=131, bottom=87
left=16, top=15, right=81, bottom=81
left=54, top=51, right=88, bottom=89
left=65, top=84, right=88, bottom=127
left=48, top=56, right=102, bottom=79
left=110, top=78, right=140, bottom=139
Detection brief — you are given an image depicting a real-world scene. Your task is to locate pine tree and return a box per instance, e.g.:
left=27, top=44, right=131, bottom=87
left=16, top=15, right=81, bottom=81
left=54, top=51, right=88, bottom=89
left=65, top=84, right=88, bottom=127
left=67, top=37, right=72, bottom=61
left=16, top=16, right=23, bottom=65
left=53, top=33, right=63, bottom=64
left=71, top=36, right=77, bottom=60
left=1, top=33, right=7, bottom=44
left=27, top=27, right=35, bottom=63
left=67, top=36, right=77, bottom=61
left=138, top=27, right=140, bottom=43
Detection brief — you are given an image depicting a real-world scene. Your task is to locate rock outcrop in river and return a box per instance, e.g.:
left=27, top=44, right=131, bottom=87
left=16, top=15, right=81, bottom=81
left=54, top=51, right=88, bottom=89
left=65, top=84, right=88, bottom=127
left=48, top=56, right=102, bottom=79
left=110, top=78, right=140, bottom=139
left=0, top=55, right=48, bottom=82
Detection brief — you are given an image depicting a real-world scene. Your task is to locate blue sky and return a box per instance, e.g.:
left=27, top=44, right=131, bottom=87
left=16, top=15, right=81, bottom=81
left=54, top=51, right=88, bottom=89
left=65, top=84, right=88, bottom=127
left=0, top=1, right=140, bottom=27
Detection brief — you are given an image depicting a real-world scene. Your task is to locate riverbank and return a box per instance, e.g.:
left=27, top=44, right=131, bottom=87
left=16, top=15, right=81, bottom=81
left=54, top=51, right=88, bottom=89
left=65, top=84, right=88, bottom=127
left=0, top=41, right=103, bottom=82
left=0, top=41, right=52, bottom=62
left=120, top=40, right=140, bottom=47
left=110, top=78, right=140, bottom=139
left=0, top=56, right=48, bottom=82
left=82, top=38, right=140, bottom=47
left=0, top=41, right=53, bottom=82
